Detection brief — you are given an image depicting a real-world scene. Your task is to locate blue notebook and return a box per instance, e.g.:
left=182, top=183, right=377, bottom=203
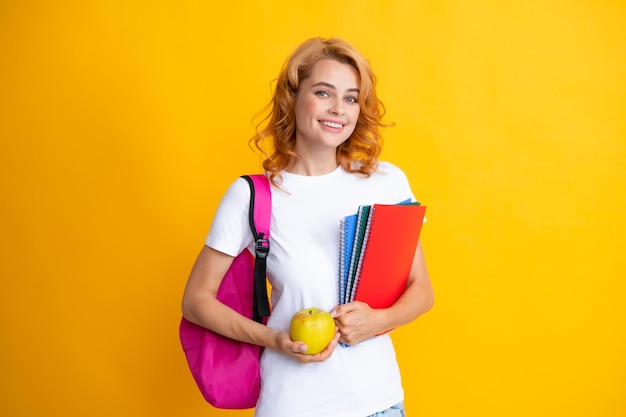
left=339, top=213, right=357, bottom=304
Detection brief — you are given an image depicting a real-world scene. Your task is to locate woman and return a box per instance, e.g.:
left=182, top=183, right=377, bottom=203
left=182, top=37, right=434, bottom=417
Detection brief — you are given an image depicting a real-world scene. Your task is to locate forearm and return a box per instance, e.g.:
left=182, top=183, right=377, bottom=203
left=378, top=277, right=434, bottom=332
left=378, top=240, right=434, bottom=332
left=181, top=245, right=282, bottom=350
left=183, top=294, right=281, bottom=350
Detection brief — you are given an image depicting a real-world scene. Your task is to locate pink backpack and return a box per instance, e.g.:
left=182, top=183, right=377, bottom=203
left=179, top=174, right=271, bottom=409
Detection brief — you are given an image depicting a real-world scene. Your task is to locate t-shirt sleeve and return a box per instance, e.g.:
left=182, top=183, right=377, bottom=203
left=204, top=177, right=253, bottom=257
left=377, top=161, right=417, bottom=203
left=377, top=161, right=427, bottom=222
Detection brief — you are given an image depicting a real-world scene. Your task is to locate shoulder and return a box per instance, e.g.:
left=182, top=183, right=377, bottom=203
left=222, top=176, right=253, bottom=203
left=205, top=176, right=256, bottom=255
left=373, top=161, right=410, bottom=182
left=369, top=161, right=414, bottom=202
left=211, top=176, right=255, bottom=221
left=346, top=160, right=407, bottom=178
left=375, top=161, right=405, bottom=174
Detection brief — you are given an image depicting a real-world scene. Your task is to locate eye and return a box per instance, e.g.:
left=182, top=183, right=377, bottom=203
left=345, top=96, right=358, bottom=104
left=315, top=90, right=330, bottom=98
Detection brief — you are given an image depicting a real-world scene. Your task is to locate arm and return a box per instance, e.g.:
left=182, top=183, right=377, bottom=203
left=331, top=240, right=434, bottom=345
left=181, top=245, right=339, bottom=362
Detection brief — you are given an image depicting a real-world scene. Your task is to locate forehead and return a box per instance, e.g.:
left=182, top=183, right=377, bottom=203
left=304, top=59, right=360, bottom=88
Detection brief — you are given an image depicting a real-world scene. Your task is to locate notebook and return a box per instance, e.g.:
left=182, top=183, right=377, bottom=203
left=345, top=205, right=370, bottom=304
left=339, top=201, right=426, bottom=309
left=338, top=213, right=357, bottom=305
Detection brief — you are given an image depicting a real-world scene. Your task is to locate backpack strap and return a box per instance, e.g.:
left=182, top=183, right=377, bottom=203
left=241, top=175, right=271, bottom=323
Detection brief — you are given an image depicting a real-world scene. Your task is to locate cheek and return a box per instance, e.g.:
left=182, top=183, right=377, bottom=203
left=294, top=98, right=317, bottom=124
left=349, top=108, right=361, bottom=128
left=345, top=109, right=360, bottom=137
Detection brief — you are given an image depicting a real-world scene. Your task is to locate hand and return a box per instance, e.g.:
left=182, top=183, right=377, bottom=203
left=331, top=301, right=385, bottom=346
left=275, top=330, right=340, bottom=364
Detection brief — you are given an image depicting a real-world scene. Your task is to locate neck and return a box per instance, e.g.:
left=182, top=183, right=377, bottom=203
left=286, top=157, right=339, bottom=176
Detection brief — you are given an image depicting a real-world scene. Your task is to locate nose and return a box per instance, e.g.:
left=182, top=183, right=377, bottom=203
left=329, top=98, right=344, bottom=115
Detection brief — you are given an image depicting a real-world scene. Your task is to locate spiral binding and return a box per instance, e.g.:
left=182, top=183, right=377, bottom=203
left=339, top=218, right=347, bottom=304
left=350, top=206, right=376, bottom=303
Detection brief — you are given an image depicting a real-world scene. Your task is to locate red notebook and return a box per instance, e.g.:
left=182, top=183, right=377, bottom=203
left=352, top=203, right=427, bottom=309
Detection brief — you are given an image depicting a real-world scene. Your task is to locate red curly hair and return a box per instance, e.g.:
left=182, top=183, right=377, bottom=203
left=250, top=37, right=391, bottom=186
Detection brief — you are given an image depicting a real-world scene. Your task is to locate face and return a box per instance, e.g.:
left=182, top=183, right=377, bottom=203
left=293, top=59, right=361, bottom=155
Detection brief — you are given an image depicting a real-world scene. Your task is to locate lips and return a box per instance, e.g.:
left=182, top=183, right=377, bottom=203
left=319, top=120, right=344, bottom=129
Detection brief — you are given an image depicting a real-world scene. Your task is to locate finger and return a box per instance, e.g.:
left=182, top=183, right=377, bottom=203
left=291, top=341, right=307, bottom=354
left=330, top=305, right=342, bottom=318
left=337, top=301, right=370, bottom=317
left=298, top=332, right=340, bottom=363
left=332, top=307, right=353, bottom=323
left=325, top=332, right=341, bottom=354
left=338, top=333, right=352, bottom=346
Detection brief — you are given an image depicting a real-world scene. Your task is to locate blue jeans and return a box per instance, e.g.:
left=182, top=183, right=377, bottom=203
left=367, top=402, right=406, bottom=417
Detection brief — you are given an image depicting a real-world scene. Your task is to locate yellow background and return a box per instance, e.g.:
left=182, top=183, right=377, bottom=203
left=1, top=1, right=625, bottom=416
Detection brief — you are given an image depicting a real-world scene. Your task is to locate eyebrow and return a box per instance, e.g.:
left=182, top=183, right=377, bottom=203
left=311, top=81, right=360, bottom=93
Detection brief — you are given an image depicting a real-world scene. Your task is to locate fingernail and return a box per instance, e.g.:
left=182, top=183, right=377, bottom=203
left=299, top=344, right=307, bottom=353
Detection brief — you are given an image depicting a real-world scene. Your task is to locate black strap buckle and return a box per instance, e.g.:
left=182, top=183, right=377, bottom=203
left=255, top=236, right=270, bottom=259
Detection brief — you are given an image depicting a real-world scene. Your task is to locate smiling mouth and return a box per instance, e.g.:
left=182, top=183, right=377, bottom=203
left=319, top=120, right=344, bottom=129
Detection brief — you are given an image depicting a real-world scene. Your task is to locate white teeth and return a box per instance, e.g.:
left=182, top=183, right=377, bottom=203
left=320, top=121, right=343, bottom=128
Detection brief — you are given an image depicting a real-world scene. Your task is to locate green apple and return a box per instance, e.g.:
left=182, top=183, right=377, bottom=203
left=289, top=307, right=336, bottom=355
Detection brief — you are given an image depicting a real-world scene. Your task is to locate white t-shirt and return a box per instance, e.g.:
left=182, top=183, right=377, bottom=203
left=206, top=162, right=416, bottom=417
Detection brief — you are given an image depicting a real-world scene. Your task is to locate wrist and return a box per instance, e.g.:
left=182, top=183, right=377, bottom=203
left=375, top=308, right=395, bottom=335
left=262, top=326, right=283, bottom=351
